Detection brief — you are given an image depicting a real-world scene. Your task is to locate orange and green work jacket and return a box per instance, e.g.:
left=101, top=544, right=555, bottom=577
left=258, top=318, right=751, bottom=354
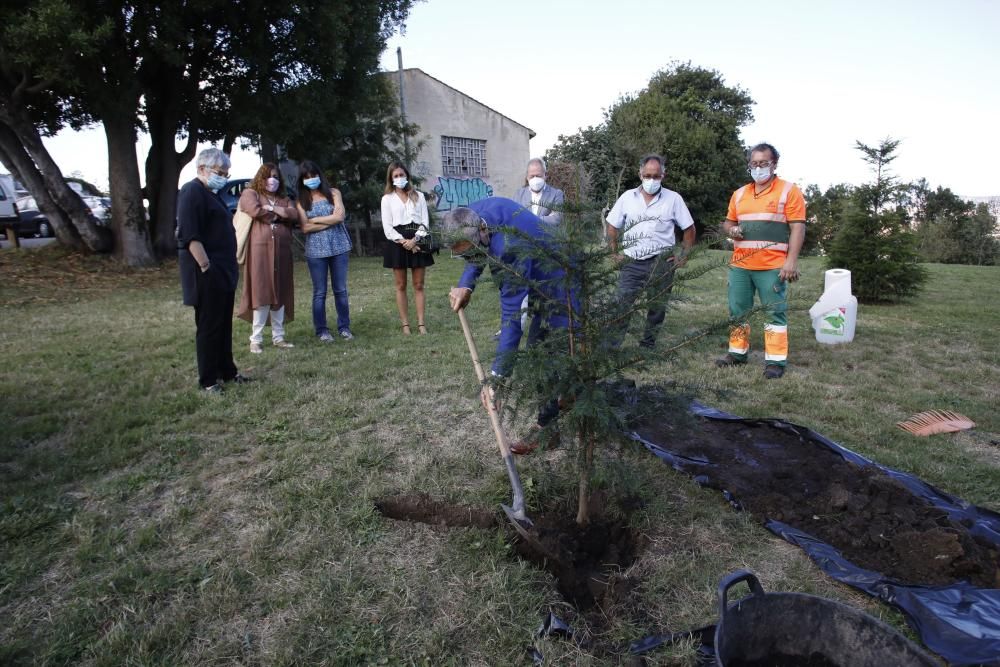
left=726, top=177, right=806, bottom=270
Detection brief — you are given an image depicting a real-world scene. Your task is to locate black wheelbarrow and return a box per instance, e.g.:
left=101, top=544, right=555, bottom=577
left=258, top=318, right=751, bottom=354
left=715, top=570, right=938, bottom=666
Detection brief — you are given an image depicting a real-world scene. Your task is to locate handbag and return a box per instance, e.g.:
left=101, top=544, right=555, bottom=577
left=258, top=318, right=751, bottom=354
left=233, top=209, right=253, bottom=265
left=416, top=223, right=440, bottom=254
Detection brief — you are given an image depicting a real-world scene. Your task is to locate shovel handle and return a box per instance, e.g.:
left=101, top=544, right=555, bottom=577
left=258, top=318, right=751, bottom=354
left=457, top=309, right=514, bottom=461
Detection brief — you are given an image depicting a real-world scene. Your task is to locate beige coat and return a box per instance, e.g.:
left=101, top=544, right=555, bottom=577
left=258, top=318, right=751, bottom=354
left=237, top=188, right=296, bottom=322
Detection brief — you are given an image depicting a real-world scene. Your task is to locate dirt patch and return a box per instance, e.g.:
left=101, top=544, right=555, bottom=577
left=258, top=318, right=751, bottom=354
left=637, top=417, right=1000, bottom=588
left=375, top=491, right=647, bottom=632
left=512, top=496, right=645, bottom=614
left=375, top=493, right=498, bottom=529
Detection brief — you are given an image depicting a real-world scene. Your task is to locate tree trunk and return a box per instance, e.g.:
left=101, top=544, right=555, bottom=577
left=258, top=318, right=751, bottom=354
left=576, top=429, right=595, bottom=526
left=143, top=83, right=199, bottom=258
left=146, top=131, right=197, bottom=259
left=0, top=122, right=85, bottom=249
left=104, top=115, right=156, bottom=266
left=0, top=114, right=111, bottom=252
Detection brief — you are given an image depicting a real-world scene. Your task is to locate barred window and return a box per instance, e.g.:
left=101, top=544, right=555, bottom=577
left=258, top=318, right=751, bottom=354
left=441, top=136, right=488, bottom=178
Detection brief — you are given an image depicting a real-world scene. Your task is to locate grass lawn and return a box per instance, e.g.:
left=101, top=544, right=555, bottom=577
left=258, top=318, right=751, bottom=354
left=1, top=244, right=998, bottom=665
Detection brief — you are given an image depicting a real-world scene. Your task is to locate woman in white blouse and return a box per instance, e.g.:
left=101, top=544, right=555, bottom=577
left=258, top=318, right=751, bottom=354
left=381, top=162, right=434, bottom=334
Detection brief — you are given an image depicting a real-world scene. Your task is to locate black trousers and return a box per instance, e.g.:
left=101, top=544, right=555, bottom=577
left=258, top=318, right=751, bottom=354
left=613, top=254, right=676, bottom=348
left=194, top=268, right=238, bottom=387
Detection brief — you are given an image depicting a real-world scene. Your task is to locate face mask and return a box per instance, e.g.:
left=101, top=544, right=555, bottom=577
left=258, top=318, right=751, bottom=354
left=303, top=177, right=321, bottom=190
left=528, top=176, right=545, bottom=193
left=393, top=177, right=408, bottom=189
left=206, top=173, right=228, bottom=192
left=641, top=178, right=661, bottom=195
left=750, top=166, right=773, bottom=184
left=265, top=177, right=280, bottom=193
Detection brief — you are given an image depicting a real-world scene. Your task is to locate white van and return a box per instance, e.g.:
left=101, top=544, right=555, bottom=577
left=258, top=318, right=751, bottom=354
left=0, top=174, right=18, bottom=231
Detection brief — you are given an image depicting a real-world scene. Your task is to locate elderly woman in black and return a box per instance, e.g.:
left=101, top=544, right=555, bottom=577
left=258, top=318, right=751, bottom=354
left=177, top=147, right=251, bottom=392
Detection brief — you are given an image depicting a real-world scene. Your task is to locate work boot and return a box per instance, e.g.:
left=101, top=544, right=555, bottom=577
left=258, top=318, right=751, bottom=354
left=763, top=364, right=785, bottom=379
left=715, top=354, right=746, bottom=368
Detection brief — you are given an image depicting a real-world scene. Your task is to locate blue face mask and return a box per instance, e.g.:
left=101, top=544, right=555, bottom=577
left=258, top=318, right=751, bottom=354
left=304, top=177, right=321, bottom=190
left=206, top=173, right=228, bottom=192
left=750, top=166, right=773, bottom=184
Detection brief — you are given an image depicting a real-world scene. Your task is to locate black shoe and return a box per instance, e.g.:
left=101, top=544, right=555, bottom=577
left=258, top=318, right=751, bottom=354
left=203, top=383, right=224, bottom=394
left=763, top=364, right=785, bottom=379
left=225, top=373, right=254, bottom=384
left=715, top=354, right=746, bottom=368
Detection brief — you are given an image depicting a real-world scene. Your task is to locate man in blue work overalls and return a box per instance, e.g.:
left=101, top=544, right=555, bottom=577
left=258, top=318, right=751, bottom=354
left=443, top=197, right=574, bottom=454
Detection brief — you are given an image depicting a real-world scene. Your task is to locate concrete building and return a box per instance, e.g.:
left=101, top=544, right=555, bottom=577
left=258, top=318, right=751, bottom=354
left=386, top=68, right=534, bottom=211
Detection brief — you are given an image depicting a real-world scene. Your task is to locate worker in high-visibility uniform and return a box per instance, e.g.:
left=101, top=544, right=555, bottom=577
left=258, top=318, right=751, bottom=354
left=716, top=143, right=806, bottom=379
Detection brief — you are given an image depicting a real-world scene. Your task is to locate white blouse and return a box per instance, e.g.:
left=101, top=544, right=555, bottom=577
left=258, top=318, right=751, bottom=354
left=380, top=191, right=429, bottom=242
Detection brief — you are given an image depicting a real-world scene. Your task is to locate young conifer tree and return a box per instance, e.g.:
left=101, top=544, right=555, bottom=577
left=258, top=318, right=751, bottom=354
left=478, top=165, right=726, bottom=526
left=826, top=138, right=927, bottom=302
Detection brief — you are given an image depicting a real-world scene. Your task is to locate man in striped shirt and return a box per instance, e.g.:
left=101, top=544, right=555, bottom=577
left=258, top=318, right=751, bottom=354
left=716, top=143, right=806, bottom=379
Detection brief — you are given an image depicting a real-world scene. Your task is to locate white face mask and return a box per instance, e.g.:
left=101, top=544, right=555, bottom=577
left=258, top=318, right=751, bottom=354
left=750, top=166, right=773, bottom=184
left=641, top=178, right=662, bottom=195
left=393, top=177, right=408, bottom=189
left=528, top=176, right=545, bottom=193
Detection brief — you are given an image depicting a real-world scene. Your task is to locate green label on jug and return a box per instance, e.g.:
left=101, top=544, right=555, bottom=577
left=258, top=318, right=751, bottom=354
left=820, top=308, right=846, bottom=335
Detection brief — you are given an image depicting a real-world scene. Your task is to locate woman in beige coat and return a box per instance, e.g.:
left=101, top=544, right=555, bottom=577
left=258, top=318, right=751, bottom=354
left=237, top=163, right=297, bottom=353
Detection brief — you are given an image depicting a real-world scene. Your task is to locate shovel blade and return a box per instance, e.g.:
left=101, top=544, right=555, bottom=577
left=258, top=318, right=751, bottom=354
left=501, top=503, right=533, bottom=530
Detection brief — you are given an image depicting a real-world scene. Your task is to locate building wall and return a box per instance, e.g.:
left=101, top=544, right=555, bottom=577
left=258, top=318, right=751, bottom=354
left=388, top=69, right=533, bottom=211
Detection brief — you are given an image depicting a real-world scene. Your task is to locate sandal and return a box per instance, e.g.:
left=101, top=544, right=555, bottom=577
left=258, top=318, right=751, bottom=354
left=401, top=322, right=411, bottom=335
left=418, top=322, right=427, bottom=335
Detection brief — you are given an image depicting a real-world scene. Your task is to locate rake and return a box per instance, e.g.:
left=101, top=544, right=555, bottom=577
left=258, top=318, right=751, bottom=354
left=896, top=410, right=976, bottom=436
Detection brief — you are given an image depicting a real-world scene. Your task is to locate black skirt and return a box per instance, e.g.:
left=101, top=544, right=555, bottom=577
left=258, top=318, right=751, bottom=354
left=383, top=224, right=435, bottom=269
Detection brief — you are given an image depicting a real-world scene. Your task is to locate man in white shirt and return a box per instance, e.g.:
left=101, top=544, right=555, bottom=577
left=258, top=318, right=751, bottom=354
left=606, top=154, right=696, bottom=349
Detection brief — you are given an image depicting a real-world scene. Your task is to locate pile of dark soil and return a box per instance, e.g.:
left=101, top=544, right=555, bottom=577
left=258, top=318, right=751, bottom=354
left=510, top=494, right=646, bottom=613
left=374, top=493, right=497, bottom=529
left=636, top=417, right=1000, bottom=588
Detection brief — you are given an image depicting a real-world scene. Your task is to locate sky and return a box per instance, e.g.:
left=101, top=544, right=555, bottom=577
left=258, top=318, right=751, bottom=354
left=24, top=0, right=1000, bottom=198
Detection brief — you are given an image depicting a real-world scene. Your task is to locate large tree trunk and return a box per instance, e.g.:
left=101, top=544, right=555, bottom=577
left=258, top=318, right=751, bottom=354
left=143, top=85, right=199, bottom=258
left=0, top=113, right=112, bottom=252
left=104, top=115, right=155, bottom=266
left=0, top=122, right=85, bottom=249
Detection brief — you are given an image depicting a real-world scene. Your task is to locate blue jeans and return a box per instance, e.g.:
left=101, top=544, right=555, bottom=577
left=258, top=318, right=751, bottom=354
left=307, top=253, right=350, bottom=335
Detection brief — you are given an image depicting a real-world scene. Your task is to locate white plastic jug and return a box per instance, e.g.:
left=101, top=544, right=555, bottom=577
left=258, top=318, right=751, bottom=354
left=809, top=269, right=858, bottom=344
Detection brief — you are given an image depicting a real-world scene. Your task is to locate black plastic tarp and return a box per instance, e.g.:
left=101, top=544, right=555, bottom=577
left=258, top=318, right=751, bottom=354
left=630, top=402, right=1000, bottom=666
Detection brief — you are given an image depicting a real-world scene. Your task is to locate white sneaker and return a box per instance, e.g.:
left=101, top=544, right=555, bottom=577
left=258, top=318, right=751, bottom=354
left=273, top=339, right=295, bottom=349
left=250, top=342, right=263, bottom=354
left=318, top=332, right=335, bottom=342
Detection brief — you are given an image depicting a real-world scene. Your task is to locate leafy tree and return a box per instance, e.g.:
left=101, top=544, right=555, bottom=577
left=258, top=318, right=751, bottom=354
left=802, top=183, right=853, bottom=256
left=548, top=63, right=753, bottom=227
left=0, top=0, right=112, bottom=253
left=826, top=138, right=926, bottom=302
left=1, top=0, right=413, bottom=264
left=909, top=184, right=998, bottom=265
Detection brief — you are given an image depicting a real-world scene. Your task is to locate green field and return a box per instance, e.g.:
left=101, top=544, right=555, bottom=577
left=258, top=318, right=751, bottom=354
left=2, top=246, right=998, bottom=665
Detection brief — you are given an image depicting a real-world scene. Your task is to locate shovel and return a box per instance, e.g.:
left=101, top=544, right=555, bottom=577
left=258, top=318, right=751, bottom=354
left=457, top=309, right=568, bottom=565
left=457, top=309, right=532, bottom=525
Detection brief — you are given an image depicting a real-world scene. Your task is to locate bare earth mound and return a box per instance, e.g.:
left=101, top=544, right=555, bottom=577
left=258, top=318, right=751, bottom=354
left=636, top=417, right=1000, bottom=588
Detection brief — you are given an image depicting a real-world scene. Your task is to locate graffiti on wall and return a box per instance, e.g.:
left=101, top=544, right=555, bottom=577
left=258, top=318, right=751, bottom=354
left=431, top=176, right=493, bottom=211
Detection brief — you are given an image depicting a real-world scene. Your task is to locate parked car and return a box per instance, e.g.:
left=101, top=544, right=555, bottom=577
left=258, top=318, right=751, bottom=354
left=12, top=194, right=112, bottom=238
left=219, top=178, right=251, bottom=215
left=0, top=174, right=19, bottom=234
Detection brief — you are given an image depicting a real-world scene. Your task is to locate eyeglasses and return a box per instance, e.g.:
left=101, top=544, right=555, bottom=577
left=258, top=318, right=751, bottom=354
left=206, top=167, right=230, bottom=178
left=748, top=160, right=773, bottom=169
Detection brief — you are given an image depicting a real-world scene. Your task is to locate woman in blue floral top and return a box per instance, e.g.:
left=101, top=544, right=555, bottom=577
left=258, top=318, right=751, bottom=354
left=296, top=161, right=353, bottom=341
